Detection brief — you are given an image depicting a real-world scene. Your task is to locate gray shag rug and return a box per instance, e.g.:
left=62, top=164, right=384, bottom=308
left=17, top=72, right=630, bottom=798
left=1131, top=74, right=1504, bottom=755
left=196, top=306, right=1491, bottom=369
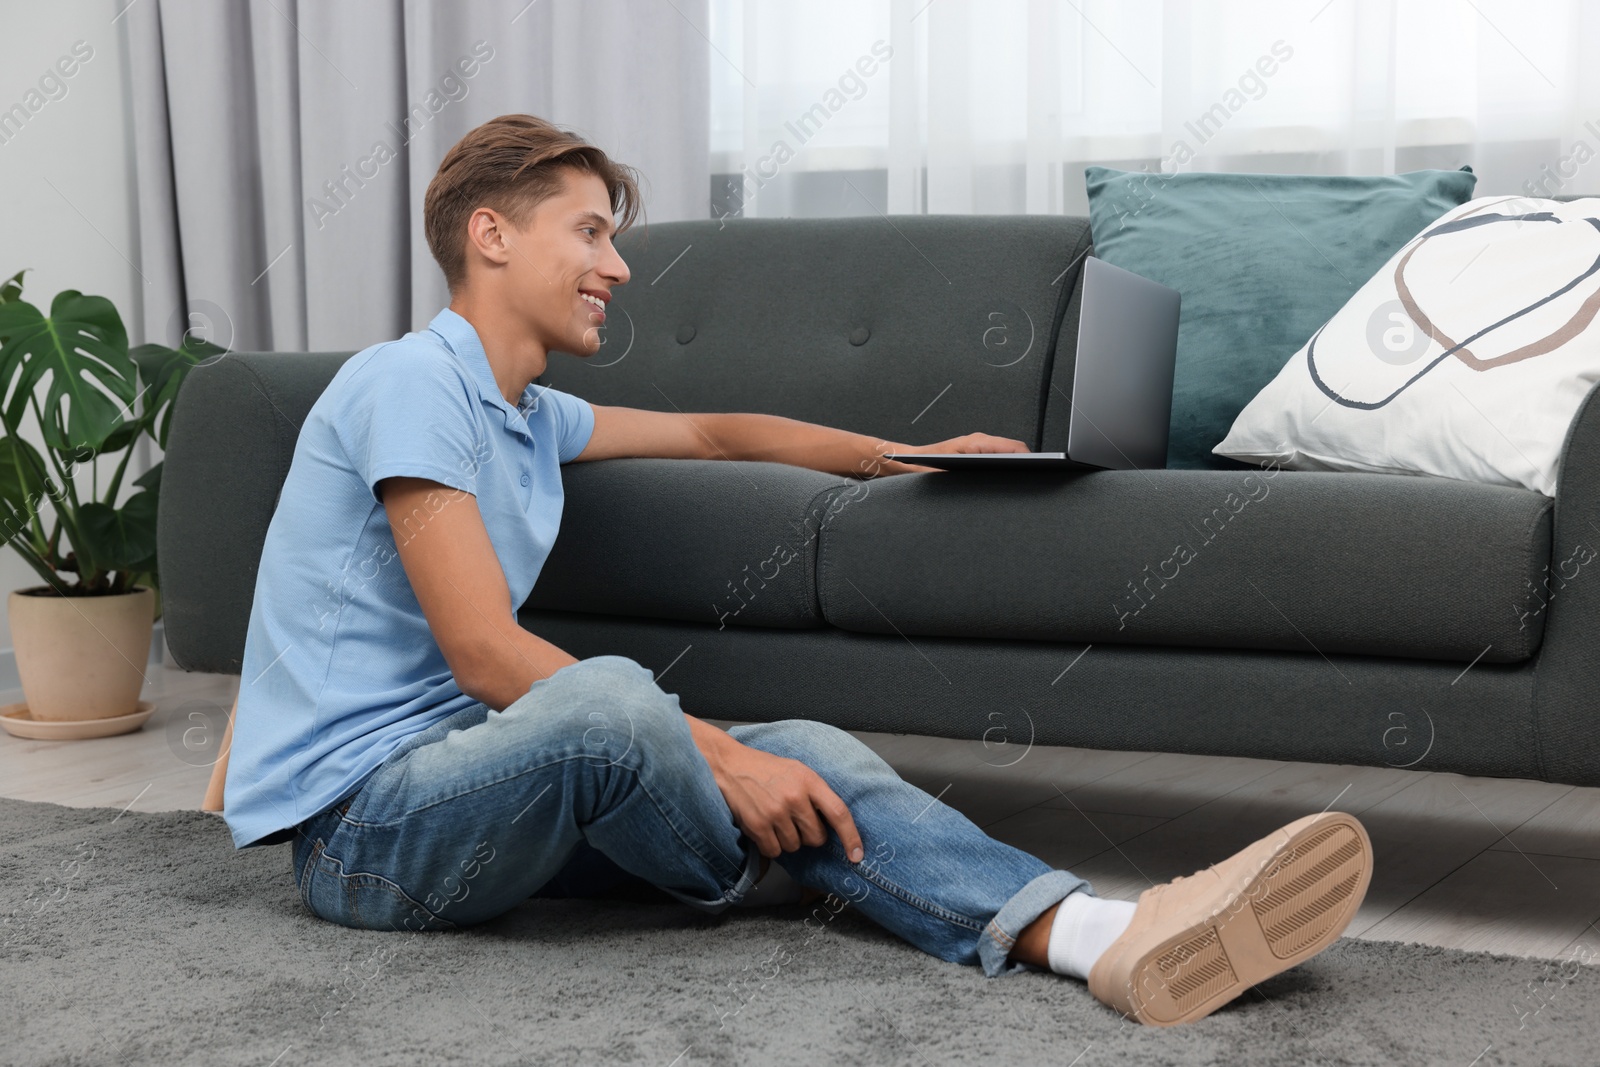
left=2, top=796, right=1596, bottom=1067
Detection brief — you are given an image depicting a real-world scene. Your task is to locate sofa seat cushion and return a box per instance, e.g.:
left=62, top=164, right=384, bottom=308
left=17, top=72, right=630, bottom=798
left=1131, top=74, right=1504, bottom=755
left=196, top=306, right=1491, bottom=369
left=816, top=468, right=1554, bottom=663
left=525, top=457, right=858, bottom=629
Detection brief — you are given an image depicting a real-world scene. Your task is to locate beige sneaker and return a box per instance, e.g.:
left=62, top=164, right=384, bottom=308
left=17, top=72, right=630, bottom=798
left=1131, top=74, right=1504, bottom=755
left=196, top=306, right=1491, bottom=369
left=1087, top=811, right=1373, bottom=1027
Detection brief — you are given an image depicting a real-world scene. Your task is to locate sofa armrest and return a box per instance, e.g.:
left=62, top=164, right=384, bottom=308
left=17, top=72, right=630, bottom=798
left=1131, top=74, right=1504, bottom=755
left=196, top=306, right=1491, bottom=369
left=157, top=351, right=354, bottom=674
left=1530, top=376, right=1600, bottom=784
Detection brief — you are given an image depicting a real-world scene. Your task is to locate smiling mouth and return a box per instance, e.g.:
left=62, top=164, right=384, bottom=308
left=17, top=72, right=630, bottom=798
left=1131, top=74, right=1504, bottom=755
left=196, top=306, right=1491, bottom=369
left=578, top=291, right=607, bottom=321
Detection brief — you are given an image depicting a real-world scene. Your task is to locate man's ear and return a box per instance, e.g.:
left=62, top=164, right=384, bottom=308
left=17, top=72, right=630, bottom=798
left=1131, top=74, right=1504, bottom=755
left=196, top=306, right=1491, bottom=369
left=465, top=207, right=515, bottom=268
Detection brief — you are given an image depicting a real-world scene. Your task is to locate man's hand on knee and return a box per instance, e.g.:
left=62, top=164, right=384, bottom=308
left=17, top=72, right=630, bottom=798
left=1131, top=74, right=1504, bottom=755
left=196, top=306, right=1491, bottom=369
left=689, top=723, right=864, bottom=864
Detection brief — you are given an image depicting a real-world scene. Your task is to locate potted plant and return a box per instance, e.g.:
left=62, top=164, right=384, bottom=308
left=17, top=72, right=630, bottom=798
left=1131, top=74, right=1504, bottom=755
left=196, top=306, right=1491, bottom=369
left=0, top=270, right=223, bottom=723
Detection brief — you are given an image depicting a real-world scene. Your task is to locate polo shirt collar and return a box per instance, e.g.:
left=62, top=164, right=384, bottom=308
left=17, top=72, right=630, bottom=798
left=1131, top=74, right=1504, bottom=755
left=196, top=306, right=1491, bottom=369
left=426, top=307, right=538, bottom=435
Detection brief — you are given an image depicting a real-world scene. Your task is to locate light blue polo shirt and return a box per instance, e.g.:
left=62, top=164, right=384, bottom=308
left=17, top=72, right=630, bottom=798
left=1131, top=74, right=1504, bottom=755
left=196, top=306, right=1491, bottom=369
left=223, top=308, right=595, bottom=849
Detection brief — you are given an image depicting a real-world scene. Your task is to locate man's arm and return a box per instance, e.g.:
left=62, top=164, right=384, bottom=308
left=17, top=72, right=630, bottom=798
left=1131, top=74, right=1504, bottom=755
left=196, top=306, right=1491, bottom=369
left=379, top=475, right=863, bottom=862
left=570, top=404, right=1028, bottom=475
left=380, top=476, right=576, bottom=710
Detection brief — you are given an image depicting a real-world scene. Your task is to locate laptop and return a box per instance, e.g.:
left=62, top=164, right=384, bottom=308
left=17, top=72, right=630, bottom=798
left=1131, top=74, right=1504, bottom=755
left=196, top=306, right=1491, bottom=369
left=883, top=255, right=1181, bottom=471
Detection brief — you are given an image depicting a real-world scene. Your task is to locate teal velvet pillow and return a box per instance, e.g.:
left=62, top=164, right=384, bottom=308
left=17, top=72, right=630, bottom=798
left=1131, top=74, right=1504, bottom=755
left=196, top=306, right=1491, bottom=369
left=1083, top=165, right=1477, bottom=469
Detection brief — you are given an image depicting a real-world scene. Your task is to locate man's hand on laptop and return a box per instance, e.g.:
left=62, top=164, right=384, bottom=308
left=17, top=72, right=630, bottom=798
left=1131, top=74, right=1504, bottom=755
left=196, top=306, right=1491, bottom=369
left=876, top=432, right=1032, bottom=474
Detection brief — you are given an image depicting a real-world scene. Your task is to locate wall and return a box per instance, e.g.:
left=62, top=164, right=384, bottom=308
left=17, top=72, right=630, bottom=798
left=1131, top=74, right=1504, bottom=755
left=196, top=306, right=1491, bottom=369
left=0, top=1, right=148, bottom=665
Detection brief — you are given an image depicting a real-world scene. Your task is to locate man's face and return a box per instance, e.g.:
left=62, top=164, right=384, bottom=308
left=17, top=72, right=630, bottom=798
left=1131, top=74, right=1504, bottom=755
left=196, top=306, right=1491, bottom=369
left=499, top=167, right=630, bottom=357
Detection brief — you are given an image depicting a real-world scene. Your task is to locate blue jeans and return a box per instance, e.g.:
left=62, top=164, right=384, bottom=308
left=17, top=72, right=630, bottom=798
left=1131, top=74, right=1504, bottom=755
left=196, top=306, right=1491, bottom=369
left=289, top=655, right=1092, bottom=977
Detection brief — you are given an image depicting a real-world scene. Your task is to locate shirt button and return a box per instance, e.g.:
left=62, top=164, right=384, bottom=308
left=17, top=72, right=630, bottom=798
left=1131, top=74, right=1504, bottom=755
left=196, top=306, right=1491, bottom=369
left=520, top=473, right=530, bottom=487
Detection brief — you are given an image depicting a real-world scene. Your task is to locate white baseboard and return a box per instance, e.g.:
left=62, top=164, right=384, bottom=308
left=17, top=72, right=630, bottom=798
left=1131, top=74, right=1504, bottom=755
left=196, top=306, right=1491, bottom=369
left=0, top=620, right=168, bottom=690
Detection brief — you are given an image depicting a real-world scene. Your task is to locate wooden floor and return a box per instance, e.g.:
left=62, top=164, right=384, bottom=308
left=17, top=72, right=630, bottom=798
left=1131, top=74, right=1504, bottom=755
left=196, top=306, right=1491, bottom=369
left=4, top=663, right=1598, bottom=964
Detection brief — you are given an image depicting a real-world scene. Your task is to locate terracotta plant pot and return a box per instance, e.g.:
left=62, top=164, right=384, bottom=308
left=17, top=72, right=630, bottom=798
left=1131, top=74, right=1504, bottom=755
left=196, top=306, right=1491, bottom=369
left=9, top=585, right=155, bottom=722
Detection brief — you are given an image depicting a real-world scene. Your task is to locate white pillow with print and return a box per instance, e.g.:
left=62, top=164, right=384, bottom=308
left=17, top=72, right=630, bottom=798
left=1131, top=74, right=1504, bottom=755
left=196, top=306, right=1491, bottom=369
left=1213, top=194, right=1600, bottom=495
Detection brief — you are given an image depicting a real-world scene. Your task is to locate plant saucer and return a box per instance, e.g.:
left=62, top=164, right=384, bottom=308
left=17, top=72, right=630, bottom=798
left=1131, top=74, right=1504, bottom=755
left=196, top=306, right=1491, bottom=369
left=0, top=701, right=156, bottom=741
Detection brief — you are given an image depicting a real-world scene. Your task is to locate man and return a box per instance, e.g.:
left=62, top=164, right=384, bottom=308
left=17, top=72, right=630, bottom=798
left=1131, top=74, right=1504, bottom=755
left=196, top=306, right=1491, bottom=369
left=223, top=113, right=1373, bottom=1027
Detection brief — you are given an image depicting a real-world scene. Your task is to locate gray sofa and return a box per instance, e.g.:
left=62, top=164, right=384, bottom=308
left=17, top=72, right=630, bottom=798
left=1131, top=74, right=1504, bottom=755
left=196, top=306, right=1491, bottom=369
left=157, top=214, right=1600, bottom=789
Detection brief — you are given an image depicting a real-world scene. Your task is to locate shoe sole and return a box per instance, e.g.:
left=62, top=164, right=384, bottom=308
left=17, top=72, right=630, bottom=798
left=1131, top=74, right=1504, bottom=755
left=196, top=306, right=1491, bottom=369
left=1109, top=812, right=1372, bottom=1027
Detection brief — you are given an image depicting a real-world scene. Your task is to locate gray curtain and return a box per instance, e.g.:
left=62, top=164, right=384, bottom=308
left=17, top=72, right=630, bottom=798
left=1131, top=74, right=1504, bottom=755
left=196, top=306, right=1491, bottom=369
left=124, top=0, right=710, bottom=353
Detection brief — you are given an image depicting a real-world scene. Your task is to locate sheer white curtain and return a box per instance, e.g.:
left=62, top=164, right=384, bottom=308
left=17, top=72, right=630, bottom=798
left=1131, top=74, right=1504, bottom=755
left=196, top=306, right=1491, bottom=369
left=709, top=0, right=1600, bottom=218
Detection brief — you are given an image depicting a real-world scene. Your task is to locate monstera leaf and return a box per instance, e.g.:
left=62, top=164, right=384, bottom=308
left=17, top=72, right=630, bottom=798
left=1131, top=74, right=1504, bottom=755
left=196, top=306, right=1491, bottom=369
left=76, top=489, right=158, bottom=578
left=0, top=291, right=137, bottom=454
left=131, top=460, right=161, bottom=496
left=122, top=462, right=163, bottom=574
left=0, top=434, right=74, bottom=593
left=120, top=463, right=164, bottom=618
left=131, top=335, right=224, bottom=451
left=77, top=420, right=142, bottom=462
left=0, top=434, right=50, bottom=544
left=0, top=277, right=224, bottom=603
left=72, top=443, right=165, bottom=582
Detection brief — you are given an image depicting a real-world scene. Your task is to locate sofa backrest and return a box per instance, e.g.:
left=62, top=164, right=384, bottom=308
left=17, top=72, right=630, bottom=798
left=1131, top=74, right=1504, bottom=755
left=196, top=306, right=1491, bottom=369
left=539, top=215, right=1092, bottom=451
left=157, top=214, right=1095, bottom=673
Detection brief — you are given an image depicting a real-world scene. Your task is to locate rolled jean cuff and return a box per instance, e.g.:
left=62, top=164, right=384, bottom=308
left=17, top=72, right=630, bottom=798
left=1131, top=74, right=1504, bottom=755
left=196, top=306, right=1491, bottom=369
left=977, top=870, right=1095, bottom=977
left=654, top=834, right=765, bottom=915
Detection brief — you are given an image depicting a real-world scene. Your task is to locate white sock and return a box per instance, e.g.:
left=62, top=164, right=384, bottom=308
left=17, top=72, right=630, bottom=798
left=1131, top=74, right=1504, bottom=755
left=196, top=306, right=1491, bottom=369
left=735, top=856, right=804, bottom=908
left=1046, top=891, right=1137, bottom=980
